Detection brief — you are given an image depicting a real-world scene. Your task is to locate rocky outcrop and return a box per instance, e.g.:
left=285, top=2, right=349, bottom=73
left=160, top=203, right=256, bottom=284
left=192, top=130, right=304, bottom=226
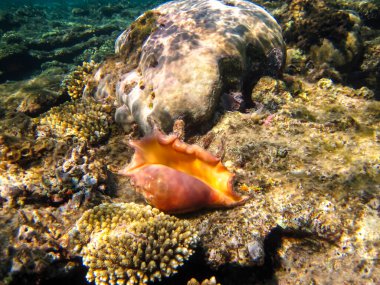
left=89, top=0, right=285, bottom=134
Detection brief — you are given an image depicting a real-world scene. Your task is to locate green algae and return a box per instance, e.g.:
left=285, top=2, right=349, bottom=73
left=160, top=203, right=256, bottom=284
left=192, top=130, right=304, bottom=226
left=290, top=106, right=317, bottom=122
left=118, top=10, right=160, bottom=67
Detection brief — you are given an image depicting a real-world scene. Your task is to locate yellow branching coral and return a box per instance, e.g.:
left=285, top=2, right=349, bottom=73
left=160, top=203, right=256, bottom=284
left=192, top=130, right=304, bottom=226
left=70, top=203, right=199, bottom=285
left=37, top=99, right=111, bottom=144
left=63, top=60, right=99, bottom=100
left=187, top=276, right=221, bottom=285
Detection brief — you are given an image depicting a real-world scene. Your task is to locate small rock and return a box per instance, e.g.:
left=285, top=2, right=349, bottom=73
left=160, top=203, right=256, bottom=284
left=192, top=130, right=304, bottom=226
left=247, top=239, right=265, bottom=265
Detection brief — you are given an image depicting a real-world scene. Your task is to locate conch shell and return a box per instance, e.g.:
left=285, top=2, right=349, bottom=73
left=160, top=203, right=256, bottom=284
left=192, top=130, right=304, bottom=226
left=119, top=130, right=246, bottom=213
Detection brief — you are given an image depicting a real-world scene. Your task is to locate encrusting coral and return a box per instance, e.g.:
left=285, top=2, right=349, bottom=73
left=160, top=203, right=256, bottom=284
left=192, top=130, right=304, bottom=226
left=119, top=129, right=246, bottom=213
left=187, top=75, right=380, bottom=283
left=70, top=202, right=199, bottom=285
left=36, top=98, right=112, bottom=144
left=0, top=135, right=54, bottom=164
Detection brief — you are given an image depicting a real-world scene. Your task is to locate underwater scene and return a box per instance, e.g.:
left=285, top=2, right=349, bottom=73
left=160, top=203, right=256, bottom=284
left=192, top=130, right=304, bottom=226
left=0, top=0, right=379, bottom=284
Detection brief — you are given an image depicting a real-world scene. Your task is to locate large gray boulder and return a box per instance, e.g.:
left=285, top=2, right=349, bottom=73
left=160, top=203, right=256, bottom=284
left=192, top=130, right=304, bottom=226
left=89, top=0, right=285, bottom=134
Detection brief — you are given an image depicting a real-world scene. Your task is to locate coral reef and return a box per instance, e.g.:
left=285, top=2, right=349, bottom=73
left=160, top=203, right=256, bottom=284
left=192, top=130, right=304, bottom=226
left=37, top=99, right=112, bottom=144
left=250, top=76, right=292, bottom=112
left=360, top=34, right=380, bottom=97
left=0, top=0, right=165, bottom=83
left=70, top=202, right=199, bottom=285
left=334, top=0, right=380, bottom=27
left=42, top=142, right=108, bottom=204
left=0, top=135, right=54, bottom=164
left=0, top=141, right=108, bottom=206
left=274, top=194, right=380, bottom=284
left=0, top=203, right=88, bottom=284
left=90, top=0, right=285, bottom=134
left=63, top=61, right=99, bottom=100
left=183, top=76, right=379, bottom=283
left=0, top=0, right=379, bottom=284
left=279, top=0, right=362, bottom=72
left=258, top=0, right=379, bottom=97
left=187, top=276, right=220, bottom=285
left=119, top=129, right=245, bottom=213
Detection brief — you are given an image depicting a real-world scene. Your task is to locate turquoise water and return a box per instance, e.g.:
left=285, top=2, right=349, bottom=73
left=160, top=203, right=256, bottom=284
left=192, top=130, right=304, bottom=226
left=0, top=0, right=169, bottom=82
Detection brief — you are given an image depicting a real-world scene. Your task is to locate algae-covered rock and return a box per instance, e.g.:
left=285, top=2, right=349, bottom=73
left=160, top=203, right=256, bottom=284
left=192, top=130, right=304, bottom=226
left=279, top=0, right=363, bottom=72
left=185, top=76, right=380, bottom=283
left=0, top=67, right=67, bottom=116
left=71, top=202, right=199, bottom=285
left=89, top=0, right=285, bottom=134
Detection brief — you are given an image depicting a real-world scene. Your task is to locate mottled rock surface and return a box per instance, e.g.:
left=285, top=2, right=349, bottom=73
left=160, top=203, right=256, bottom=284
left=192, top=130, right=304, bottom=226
left=91, top=0, right=285, bottom=134
left=184, top=76, right=380, bottom=284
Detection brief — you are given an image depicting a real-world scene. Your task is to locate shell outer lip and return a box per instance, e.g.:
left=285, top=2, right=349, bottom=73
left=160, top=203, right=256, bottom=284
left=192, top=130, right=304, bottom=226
left=119, top=129, right=249, bottom=212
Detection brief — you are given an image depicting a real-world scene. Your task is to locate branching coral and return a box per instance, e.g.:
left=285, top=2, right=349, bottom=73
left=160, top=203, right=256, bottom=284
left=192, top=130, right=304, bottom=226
left=63, top=61, right=99, bottom=100
left=70, top=202, right=199, bottom=285
left=187, top=276, right=221, bottom=285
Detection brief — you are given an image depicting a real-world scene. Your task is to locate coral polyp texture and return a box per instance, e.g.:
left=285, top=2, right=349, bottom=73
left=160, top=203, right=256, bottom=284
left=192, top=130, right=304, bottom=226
left=70, top=202, right=199, bottom=285
left=37, top=99, right=111, bottom=144
left=63, top=61, right=99, bottom=100
left=187, top=276, right=220, bottom=285
left=88, top=0, right=285, bottom=134
left=119, top=129, right=246, bottom=213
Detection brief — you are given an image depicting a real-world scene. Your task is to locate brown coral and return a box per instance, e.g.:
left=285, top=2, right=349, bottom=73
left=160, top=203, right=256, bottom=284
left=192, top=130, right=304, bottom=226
left=0, top=135, right=54, bottom=164
left=187, top=276, right=221, bottom=285
left=63, top=61, right=99, bottom=100
left=37, top=98, right=111, bottom=144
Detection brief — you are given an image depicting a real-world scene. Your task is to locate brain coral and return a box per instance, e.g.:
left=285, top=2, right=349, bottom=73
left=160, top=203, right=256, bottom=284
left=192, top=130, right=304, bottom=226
left=70, top=202, right=199, bottom=285
left=89, top=0, right=285, bottom=134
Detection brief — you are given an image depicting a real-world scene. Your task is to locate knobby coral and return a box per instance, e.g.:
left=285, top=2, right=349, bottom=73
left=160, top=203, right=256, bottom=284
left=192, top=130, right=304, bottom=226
left=63, top=60, right=99, bottom=100
left=70, top=202, right=199, bottom=285
left=119, top=129, right=247, bottom=213
left=37, top=98, right=111, bottom=144
left=187, top=276, right=221, bottom=285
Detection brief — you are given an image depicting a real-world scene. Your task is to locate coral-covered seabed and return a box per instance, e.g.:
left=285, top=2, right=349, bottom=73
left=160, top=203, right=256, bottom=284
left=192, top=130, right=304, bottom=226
left=0, top=0, right=379, bottom=284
